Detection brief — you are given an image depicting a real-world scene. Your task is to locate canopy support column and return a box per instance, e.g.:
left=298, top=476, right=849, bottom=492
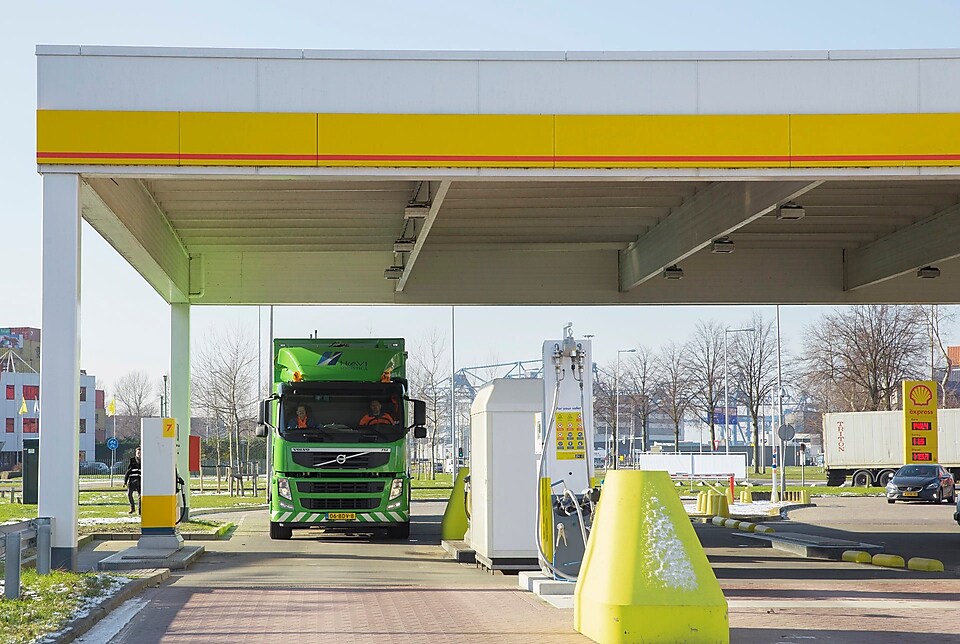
left=171, top=303, right=191, bottom=520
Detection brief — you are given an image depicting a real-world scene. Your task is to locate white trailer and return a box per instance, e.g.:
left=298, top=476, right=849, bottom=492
left=823, top=409, right=960, bottom=487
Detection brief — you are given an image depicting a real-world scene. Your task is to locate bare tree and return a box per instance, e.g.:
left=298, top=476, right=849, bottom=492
left=623, top=347, right=660, bottom=454
left=730, top=314, right=778, bottom=473
left=408, top=330, right=450, bottom=480
left=113, top=371, right=158, bottom=439
left=685, top=321, right=725, bottom=451
left=656, top=341, right=693, bottom=452
left=802, top=305, right=927, bottom=412
left=920, top=305, right=958, bottom=406
left=192, top=326, right=259, bottom=474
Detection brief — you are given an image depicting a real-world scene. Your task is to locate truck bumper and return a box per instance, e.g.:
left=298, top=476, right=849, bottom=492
left=271, top=509, right=408, bottom=524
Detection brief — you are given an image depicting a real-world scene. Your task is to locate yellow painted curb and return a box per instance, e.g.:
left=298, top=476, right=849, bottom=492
left=723, top=519, right=740, bottom=529
left=754, top=525, right=776, bottom=534
left=737, top=522, right=756, bottom=532
left=907, top=557, right=944, bottom=572
left=575, top=470, right=729, bottom=643
left=711, top=516, right=726, bottom=526
left=872, top=554, right=905, bottom=568
left=841, top=550, right=872, bottom=564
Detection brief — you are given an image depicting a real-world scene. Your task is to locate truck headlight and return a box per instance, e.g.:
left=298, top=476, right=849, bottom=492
left=278, top=477, right=292, bottom=500
left=389, top=478, right=404, bottom=500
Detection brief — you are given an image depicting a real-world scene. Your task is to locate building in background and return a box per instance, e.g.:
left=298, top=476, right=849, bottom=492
left=0, top=327, right=103, bottom=469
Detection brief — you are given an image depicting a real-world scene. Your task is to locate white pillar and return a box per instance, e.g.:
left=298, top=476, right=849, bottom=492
left=171, top=303, right=191, bottom=519
left=39, top=173, right=81, bottom=570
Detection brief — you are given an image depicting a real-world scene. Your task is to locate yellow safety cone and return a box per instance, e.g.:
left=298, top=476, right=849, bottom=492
left=575, top=470, right=729, bottom=643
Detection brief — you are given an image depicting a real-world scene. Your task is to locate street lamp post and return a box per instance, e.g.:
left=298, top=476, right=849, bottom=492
left=615, top=348, right=637, bottom=470
left=723, top=328, right=754, bottom=455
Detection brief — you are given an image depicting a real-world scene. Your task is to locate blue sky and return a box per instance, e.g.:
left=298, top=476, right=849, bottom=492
left=4, top=1, right=960, bottom=391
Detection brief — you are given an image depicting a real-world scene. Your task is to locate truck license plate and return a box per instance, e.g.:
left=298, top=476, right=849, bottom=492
left=327, top=512, right=357, bottom=520
left=904, top=492, right=918, bottom=497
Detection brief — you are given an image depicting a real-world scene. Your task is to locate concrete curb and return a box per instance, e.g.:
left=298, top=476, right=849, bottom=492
left=189, top=504, right=266, bottom=517
left=85, top=522, right=235, bottom=541
left=777, top=503, right=817, bottom=517
left=53, top=568, right=170, bottom=643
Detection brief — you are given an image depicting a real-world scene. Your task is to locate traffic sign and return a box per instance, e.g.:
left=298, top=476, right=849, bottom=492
left=777, top=424, right=795, bottom=442
left=106, top=437, right=119, bottom=451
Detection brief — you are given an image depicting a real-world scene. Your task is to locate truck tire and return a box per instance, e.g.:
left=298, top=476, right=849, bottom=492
left=386, top=522, right=410, bottom=539
left=852, top=470, right=873, bottom=487
left=826, top=470, right=846, bottom=487
left=876, top=470, right=896, bottom=488
left=270, top=522, right=292, bottom=540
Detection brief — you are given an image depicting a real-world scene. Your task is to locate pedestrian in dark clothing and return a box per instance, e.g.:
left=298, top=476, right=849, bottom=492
left=124, top=446, right=142, bottom=514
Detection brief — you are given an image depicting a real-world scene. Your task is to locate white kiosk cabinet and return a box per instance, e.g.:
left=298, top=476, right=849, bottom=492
left=469, top=378, right=543, bottom=571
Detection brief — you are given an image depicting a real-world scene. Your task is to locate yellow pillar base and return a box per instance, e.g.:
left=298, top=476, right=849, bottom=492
left=575, top=470, right=729, bottom=644
left=440, top=467, right=470, bottom=541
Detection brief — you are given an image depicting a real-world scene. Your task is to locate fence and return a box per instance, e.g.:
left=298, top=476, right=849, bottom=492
left=0, top=518, right=52, bottom=600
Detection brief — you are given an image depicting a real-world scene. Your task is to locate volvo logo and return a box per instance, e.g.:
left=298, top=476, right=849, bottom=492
left=336, top=454, right=347, bottom=465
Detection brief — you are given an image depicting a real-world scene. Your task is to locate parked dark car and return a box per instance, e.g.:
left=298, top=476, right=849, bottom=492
left=79, top=461, right=110, bottom=475
left=886, top=464, right=955, bottom=504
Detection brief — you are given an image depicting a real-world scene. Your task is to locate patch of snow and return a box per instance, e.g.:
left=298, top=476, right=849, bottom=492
left=28, top=574, right=130, bottom=643
left=641, top=495, right=698, bottom=591
left=78, top=517, right=140, bottom=526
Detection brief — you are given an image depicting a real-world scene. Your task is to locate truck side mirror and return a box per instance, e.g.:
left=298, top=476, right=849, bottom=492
left=257, top=398, right=275, bottom=434
left=412, top=399, right=426, bottom=427
left=255, top=425, right=267, bottom=438
left=413, top=426, right=427, bottom=439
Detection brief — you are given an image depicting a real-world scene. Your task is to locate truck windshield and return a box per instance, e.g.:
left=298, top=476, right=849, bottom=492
left=279, top=390, right=406, bottom=443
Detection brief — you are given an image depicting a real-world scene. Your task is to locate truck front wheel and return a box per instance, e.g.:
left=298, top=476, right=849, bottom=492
left=270, top=522, right=292, bottom=540
left=386, top=522, right=410, bottom=539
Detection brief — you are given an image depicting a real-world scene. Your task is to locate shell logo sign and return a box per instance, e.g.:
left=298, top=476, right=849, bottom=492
left=909, top=384, right=934, bottom=407
left=903, top=380, right=938, bottom=465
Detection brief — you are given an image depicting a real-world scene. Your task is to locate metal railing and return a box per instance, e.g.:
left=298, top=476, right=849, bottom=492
left=1, top=517, right=52, bottom=600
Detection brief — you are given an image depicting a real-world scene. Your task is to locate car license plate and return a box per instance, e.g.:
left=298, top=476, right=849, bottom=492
left=904, top=492, right=918, bottom=497
left=327, top=512, right=357, bottom=520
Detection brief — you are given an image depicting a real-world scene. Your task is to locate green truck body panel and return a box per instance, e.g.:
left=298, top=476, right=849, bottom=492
left=268, top=338, right=411, bottom=533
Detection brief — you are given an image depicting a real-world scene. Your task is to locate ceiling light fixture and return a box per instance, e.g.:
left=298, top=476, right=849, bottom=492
left=917, top=266, right=941, bottom=279
left=711, top=237, right=735, bottom=254
left=777, top=202, right=805, bottom=220
left=383, top=266, right=404, bottom=280
left=663, top=265, right=684, bottom=280
left=404, top=204, right=429, bottom=219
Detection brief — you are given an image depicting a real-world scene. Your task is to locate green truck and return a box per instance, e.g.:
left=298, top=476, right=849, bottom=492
left=256, top=338, right=426, bottom=540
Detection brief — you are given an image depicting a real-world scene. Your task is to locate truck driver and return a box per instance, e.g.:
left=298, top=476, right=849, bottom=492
left=359, top=399, right=396, bottom=426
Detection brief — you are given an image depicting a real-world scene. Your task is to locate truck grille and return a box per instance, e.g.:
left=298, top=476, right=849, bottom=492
left=297, top=481, right=385, bottom=494
left=301, top=497, right=381, bottom=511
left=292, top=451, right=391, bottom=469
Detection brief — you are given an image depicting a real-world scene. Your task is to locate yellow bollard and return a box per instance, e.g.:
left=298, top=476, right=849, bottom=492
left=739, top=489, right=753, bottom=504
left=714, top=493, right=730, bottom=519
left=723, top=519, right=740, bottom=529
left=800, top=489, right=811, bottom=504
left=754, top=525, right=775, bottom=534
left=575, top=470, right=729, bottom=643
left=711, top=515, right=726, bottom=526
left=907, top=557, right=944, bottom=572
left=841, top=550, right=872, bottom=564
left=872, top=554, right=905, bottom=568
left=737, top=522, right=756, bottom=532
left=440, top=467, right=470, bottom=541
left=696, top=491, right=707, bottom=514
left=725, top=487, right=734, bottom=505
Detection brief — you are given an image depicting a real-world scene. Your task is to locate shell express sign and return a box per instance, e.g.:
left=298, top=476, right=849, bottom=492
left=903, top=380, right=938, bottom=464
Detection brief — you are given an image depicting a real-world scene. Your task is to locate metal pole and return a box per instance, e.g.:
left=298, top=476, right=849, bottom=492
left=776, top=305, right=785, bottom=498
left=615, top=355, right=620, bottom=470
left=5, top=531, right=21, bottom=599
left=451, top=305, right=457, bottom=478
left=37, top=520, right=52, bottom=575
left=723, top=332, right=729, bottom=455
left=266, top=306, right=274, bottom=503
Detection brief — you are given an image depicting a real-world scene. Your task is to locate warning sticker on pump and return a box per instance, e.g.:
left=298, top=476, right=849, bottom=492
left=555, top=411, right=586, bottom=461
left=327, top=512, right=357, bottom=520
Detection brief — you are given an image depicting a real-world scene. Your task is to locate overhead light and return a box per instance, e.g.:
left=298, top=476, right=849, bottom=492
left=404, top=204, right=429, bottom=219
left=711, top=237, right=735, bottom=254
left=917, top=266, right=941, bottom=279
left=777, top=202, right=805, bottom=220
left=384, top=266, right=404, bottom=280
left=393, top=239, right=416, bottom=253
left=663, top=265, right=684, bottom=280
